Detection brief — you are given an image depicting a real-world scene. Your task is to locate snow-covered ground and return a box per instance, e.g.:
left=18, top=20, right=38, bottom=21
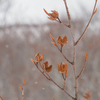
left=0, top=0, right=100, bottom=25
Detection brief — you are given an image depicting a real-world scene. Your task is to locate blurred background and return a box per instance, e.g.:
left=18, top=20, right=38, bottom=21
left=0, top=0, right=100, bottom=100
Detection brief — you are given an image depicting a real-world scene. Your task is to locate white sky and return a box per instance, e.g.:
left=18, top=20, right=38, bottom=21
left=0, top=0, right=100, bottom=25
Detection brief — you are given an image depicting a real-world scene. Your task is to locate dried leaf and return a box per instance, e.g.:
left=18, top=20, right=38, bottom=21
left=57, top=62, right=68, bottom=73
left=43, top=8, right=49, bottom=15
left=35, top=53, right=42, bottom=62
left=83, top=89, right=92, bottom=99
left=85, top=53, right=87, bottom=61
left=93, top=8, right=97, bottom=14
left=44, top=61, right=49, bottom=67
left=50, top=34, right=55, bottom=42
left=31, top=59, right=36, bottom=65
left=63, top=35, right=68, bottom=44
left=42, top=61, right=52, bottom=73
left=52, top=96, right=55, bottom=100
left=37, top=56, right=40, bottom=63
left=57, top=35, right=62, bottom=45
left=90, top=92, right=92, bottom=97
left=51, top=42, right=56, bottom=46
left=86, top=88, right=89, bottom=93
left=56, top=35, right=68, bottom=46
left=43, top=8, right=59, bottom=20
left=23, top=78, right=25, bottom=86
left=48, top=17, right=55, bottom=20
left=42, top=54, right=44, bottom=61
left=0, top=96, right=3, bottom=100
left=51, top=10, right=59, bottom=16
left=45, top=65, right=52, bottom=73
left=51, top=10, right=59, bottom=18
left=19, top=85, right=23, bottom=90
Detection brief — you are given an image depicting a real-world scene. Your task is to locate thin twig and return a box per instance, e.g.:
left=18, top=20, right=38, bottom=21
left=62, top=73, right=65, bottom=80
left=73, top=46, right=78, bottom=99
left=55, top=19, right=70, bottom=28
left=35, top=64, right=50, bottom=80
left=45, top=72, right=75, bottom=100
left=62, top=73, right=66, bottom=90
left=63, top=0, right=71, bottom=20
left=21, top=86, right=24, bottom=100
left=56, top=44, right=73, bottom=65
left=63, top=0, right=75, bottom=43
left=63, top=79, right=66, bottom=90
left=75, top=0, right=97, bottom=46
left=76, top=60, right=87, bottom=79
left=63, top=0, right=78, bottom=99
left=34, top=63, right=75, bottom=99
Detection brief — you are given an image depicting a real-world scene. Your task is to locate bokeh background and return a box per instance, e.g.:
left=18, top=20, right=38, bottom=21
left=0, top=0, right=100, bottom=100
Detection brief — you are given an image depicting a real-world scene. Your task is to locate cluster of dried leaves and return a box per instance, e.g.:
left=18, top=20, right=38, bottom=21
left=31, top=51, right=68, bottom=75
left=31, top=33, right=91, bottom=100
left=83, top=89, right=92, bottom=100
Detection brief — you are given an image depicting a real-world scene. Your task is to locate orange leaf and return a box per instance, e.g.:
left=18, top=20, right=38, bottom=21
left=83, top=89, right=92, bottom=99
left=50, top=34, right=55, bottom=42
left=34, top=53, right=42, bottom=62
left=23, top=78, right=25, bottom=86
left=42, top=54, right=44, bottom=61
left=52, top=96, right=55, bottom=100
left=45, top=65, right=52, bottom=73
left=31, top=59, right=36, bottom=65
left=19, top=85, right=23, bottom=90
left=51, top=42, right=56, bottom=46
left=63, top=35, right=68, bottom=44
left=86, top=88, right=89, bottom=93
left=57, top=62, right=68, bottom=73
left=48, top=17, right=55, bottom=20
left=51, top=10, right=59, bottom=17
left=93, top=8, right=97, bottom=14
left=43, top=8, right=59, bottom=19
left=85, top=53, right=87, bottom=61
left=56, top=35, right=67, bottom=46
left=37, top=56, right=40, bottom=63
left=43, top=8, right=49, bottom=15
left=42, top=61, right=52, bottom=73
left=0, top=96, right=3, bottom=100
left=90, top=92, right=92, bottom=97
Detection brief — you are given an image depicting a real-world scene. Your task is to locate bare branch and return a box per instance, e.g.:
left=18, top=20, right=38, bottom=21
left=63, top=0, right=71, bottom=20
left=45, top=72, right=75, bottom=100
left=75, top=0, right=98, bottom=46
left=56, top=44, right=73, bottom=65
left=76, top=58, right=87, bottom=79
left=55, top=19, right=70, bottom=28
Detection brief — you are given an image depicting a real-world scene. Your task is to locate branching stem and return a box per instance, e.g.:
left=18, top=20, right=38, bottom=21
left=45, top=71, right=75, bottom=100
left=75, top=0, right=97, bottom=46
left=56, top=44, right=73, bottom=65
left=63, top=0, right=78, bottom=99
left=76, top=60, right=87, bottom=79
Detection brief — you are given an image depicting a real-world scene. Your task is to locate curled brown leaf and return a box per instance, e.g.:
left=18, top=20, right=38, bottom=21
left=42, top=61, right=52, bottom=73
left=34, top=53, right=42, bottom=62
left=57, top=62, right=68, bottom=73
left=43, top=8, right=59, bottom=20
left=56, top=35, right=68, bottom=46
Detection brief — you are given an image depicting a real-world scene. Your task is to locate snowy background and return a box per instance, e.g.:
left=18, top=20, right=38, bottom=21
left=0, top=0, right=100, bottom=25
left=0, top=0, right=100, bottom=100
